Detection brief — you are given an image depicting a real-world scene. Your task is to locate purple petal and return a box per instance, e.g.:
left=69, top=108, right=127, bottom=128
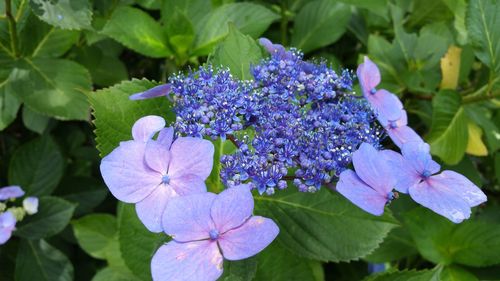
left=151, top=240, right=223, bottom=281
left=387, top=126, right=424, bottom=149
left=401, top=142, right=440, bottom=175
left=144, top=141, right=171, bottom=174
left=430, top=171, right=487, bottom=207
left=211, top=185, right=254, bottom=234
left=129, top=84, right=171, bottom=100
left=218, top=216, right=279, bottom=261
left=169, top=174, right=207, bottom=196
left=131, top=115, right=165, bottom=142
left=0, top=211, right=16, bottom=245
left=357, top=56, right=381, bottom=95
left=100, top=141, right=161, bottom=203
left=168, top=137, right=214, bottom=179
left=157, top=127, right=174, bottom=148
left=258, top=38, right=288, bottom=58
left=336, top=170, right=388, bottom=216
left=352, top=143, right=394, bottom=195
left=136, top=186, right=177, bottom=233
left=23, top=197, right=39, bottom=215
left=409, top=181, right=471, bottom=223
left=162, top=193, right=216, bottom=242
left=380, top=150, right=420, bottom=193
left=367, top=89, right=403, bottom=122
left=378, top=109, right=408, bottom=128
left=0, top=186, right=25, bottom=200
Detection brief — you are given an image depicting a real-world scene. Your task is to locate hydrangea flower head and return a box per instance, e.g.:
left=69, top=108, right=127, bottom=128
left=151, top=185, right=279, bottom=281
left=0, top=186, right=25, bottom=200
left=0, top=211, right=16, bottom=245
left=100, top=115, right=214, bottom=232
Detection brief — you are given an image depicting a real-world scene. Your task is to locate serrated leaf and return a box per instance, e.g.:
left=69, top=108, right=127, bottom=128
left=15, top=239, right=74, bottom=281
left=8, top=136, right=65, bottom=196
left=427, top=90, right=468, bottom=165
left=161, top=0, right=211, bottom=27
left=15, top=197, right=76, bottom=240
left=440, top=266, right=478, bottom=281
left=72, top=214, right=118, bottom=260
left=254, top=188, right=397, bottom=262
left=89, top=79, right=173, bottom=157
left=466, top=122, right=488, bottom=156
left=29, top=0, right=92, bottom=30
left=364, top=227, right=418, bottom=263
left=291, top=0, right=351, bottom=53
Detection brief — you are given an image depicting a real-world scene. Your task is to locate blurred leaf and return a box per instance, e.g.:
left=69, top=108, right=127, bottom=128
left=193, top=3, right=279, bottom=55
left=101, top=6, right=171, bottom=58
left=22, top=106, right=50, bottom=134
left=118, top=203, right=167, bottom=281
left=440, top=266, right=478, bottom=281
left=442, top=0, right=468, bottom=45
left=427, top=90, right=468, bottom=165
left=8, top=58, right=91, bottom=120
left=0, top=81, right=21, bottom=131
left=406, top=0, right=453, bottom=28
left=89, top=79, right=173, bottom=157
left=206, top=138, right=237, bottom=193
left=291, top=0, right=351, bottom=53
left=212, top=24, right=263, bottom=80
left=337, top=0, right=387, bottom=18
left=15, top=239, right=73, bottom=281
left=363, top=269, right=441, bottom=281
left=254, top=188, right=397, bottom=262
left=15, top=196, right=76, bottom=240
left=467, top=0, right=500, bottom=74
left=440, top=46, right=462, bottom=90
left=56, top=176, right=108, bottom=216
left=221, top=257, right=257, bottom=281
left=135, top=0, right=161, bottom=9
left=92, top=266, right=141, bottom=281
left=29, top=0, right=92, bottom=30
left=465, top=105, right=500, bottom=152
left=459, top=45, right=475, bottom=83
left=161, top=0, right=211, bottom=26
left=364, top=227, right=418, bottom=263
left=466, top=122, right=488, bottom=156
left=72, top=214, right=117, bottom=260
left=8, top=136, right=64, bottom=196
left=165, top=8, right=195, bottom=56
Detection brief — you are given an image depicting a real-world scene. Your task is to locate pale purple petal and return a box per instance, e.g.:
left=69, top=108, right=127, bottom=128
left=130, top=84, right=171, bottom=100
left=409, top=181, right=471, bottom=223
left=151, top=240, right=223, bottom=281
left=211, top=185, right=254, bottom=233
left=258, top=38, right=289, bottom=59
left=169, top=174, right=207, bottom=196
left=0, top=211, right=16, bottom=245
left=218, top=216, right=279, bottom=260
left=357, top=56, right=381, bottom=95
left=23, top=197, right=39, bottom=215
left=157, top=127, right=174, bottom=148
left=430, top=171, right=487, bottom=207
left=336, top=170, right=388, bottom=216
left=0, top=186, right=25, bottom=200
left=100, top=141, right=161, bottom=203
left=136, top=186, right=177, bottom=233
left=401, top=142, right=440, bottom=175
left=378, top=109, right=408, bottom=128
left=162, top=193, right=216, bottom=242
left=387, top=126, right=424, bottom=148
left=381, top=150, right=420, bottom=193
left=131, top=115, right=165, bottom=142
left=144, top=141, right=171, bottom=174
left=367, top=89, right=403, bottom=122
left=352, top=143, right=394, bottom=195
left=168, top=137, right=214, bottom=179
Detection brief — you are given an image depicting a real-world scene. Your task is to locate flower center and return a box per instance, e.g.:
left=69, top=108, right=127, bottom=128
left=161, top=175, right=170, bottom=184
left=370, top=88, right=377, bottom=95
left=209, top=229, right=219, bottom=241
left=389, top=121, right=398, bottom=129
left=421, top=170, right=431, bottom=179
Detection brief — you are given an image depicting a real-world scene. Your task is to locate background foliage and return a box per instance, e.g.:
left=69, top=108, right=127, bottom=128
left=1, top=0, right=499, bottom=280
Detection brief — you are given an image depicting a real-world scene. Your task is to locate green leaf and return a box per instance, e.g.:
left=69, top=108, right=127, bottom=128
left=161, top=0, right=211, bottom=27
left=442, top=0, right=468, bottom=45
left=336, top=0, right=387, bottom=18
left=465, top=105, right=500, bottom=152
left=291, top=0, right=351, bottom=53
left=29, top=0, right=92, bottom=30
left=165, top=8, right=195, bottom=56
left=22, top=106, right=50, bottom=134
left=406, top=0, right=453, bottom=28
left=440, top=266, right=478, bottom=281
left=118, top=203, right=167, bottom=281
left=206, top=139, right=237, bottom=193
left=56, top=176, right=108, bottom=216
left=364, top=227, right=418, bottom=263
left=254, top=188, right=397, bottom=262
left=212, top=24, right=263, bottom=80
left=8, top=136, right=64, bottom=196
left=15, top=196, right=76, bottom=240
left=15, top=239, right=73, bottom=281
left=193, top=3, right=279, bottom=55
left=89, top=79, right=173, bottom=157
left=0, top=81, right=21, bottom=131
left=403, top=207, right=500, bottom=267
left=467, top=0, right=500, bottom=74
left=8, top=58, right=91, bottom=120
left=221, top=257, right=257, bottom=281
left=101, top=6, right=171, bottom=58
left=427, top=90, right=468, bottom=165
left=92, top=266, right=141, bottom=281
left=363, top=269, right=441, bottom=281
left=72, top=214, right=118, bottom=260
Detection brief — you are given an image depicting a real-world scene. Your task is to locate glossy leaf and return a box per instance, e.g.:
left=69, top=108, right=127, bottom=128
left=22, top=107, right=50, bottom=134
left=440, top=266, right=478, bottom=281
left=72, top=214, right=118, bottom=260
left=0, top=82, right=21, bottom=131
left=29, top=0, right=92, bottom=30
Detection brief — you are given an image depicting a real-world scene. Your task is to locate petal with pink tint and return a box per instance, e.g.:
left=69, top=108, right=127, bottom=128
left=352, top=143, right=394, bottom=195
left=157, top=127, right=174, bottom=148
left=368, top=89, right=403, bottom=122
left=0, top=211, right=16, bottom=245
left=136, top=185, right=177, bottom=233
left=131, top=115, right=165, bottom=142
left=430, top=171, right=486, bottom=207
left=381, top=150, right=420, bottom=193
left=387, top=126, right=424, bottom=148
left=357, top=56, right=381, bottom=94
left=169, top=174, right=207, bottom=196
left=401, top=142, right=440, bottom=175
left=169, top=137, right=214, bottom=179
left=144, top=141, right=171, bottom=174
left=211, top=185, right=254, bottom=233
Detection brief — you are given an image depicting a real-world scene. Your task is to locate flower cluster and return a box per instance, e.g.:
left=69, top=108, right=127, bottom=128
left=0, top=185, right=39, bottom=245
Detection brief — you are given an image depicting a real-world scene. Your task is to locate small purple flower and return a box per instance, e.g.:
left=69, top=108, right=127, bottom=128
left=384, top=142, right=487, bottom=223
left=0, top=186, right=25, bottom=201
left=378, top=110, right=423, bottom=148
left=23, top=197, right=39, bottom=215
left=151, top=185, right=279, bottom=281
left=100, top=115, right=214, bottom=232
left=129, top=84, right=172, bottom=100
left=336, top=143, right=396, bottom=216
left=357, top=57, right=403, bottom=122
left=0, top=211, right=16, bottom=245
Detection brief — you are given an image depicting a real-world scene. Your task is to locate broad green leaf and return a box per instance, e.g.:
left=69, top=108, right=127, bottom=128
left=467, top=0, right=500, bottom=74
left=254, top=188, right=397, bottom=262
left=440, top=266, right=478, bottom=281
left=22, top=106, right=50, bottom=134
left=15, top=239, right=73, bottom=281
left=15, top=196, right=76, bottom=240
left=161, top=0, right=211, bottom=27
left=406, top=0, right=453, bottom=28
left=363, top=269, right=441, bottom=281
left=221, top=257, right=257, bottom=281
left=118, top=203, right=167, bottom=281
left=193, top=3, right=279, bottom=55
left=364, top=227, right=418, bottom=263
left=291, top=0, right=351, bottom=53
left=212, top=24, right=263, bottom=80
left=89, top=79, right=173, bottom=157
left=427, top=90, right=468, bottom=165
left=165, top=8, right=195, bottom=57
left=442, top=0, right=468, bottom=45
left=403, top=207, right=500, bottom=267
left=336, top=0, right=387, bottom=18
left=56, top=176, right=108, bottom=216
left=0, top=81, right=21, bottom=131
left=8, top=58, right=91, bottom=120
left=72, top=214, right=118, bottom=260
left=8, top=136, right=64, bottom=196
left=92, top=266, right=141, bottom=281
left=465, top=122, right=488, bottom=156
left=135, top=0, right=161, bottom=9
left=29, top=0, right=92, bottom=30
left=101, top=6, right=171, bottom=58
